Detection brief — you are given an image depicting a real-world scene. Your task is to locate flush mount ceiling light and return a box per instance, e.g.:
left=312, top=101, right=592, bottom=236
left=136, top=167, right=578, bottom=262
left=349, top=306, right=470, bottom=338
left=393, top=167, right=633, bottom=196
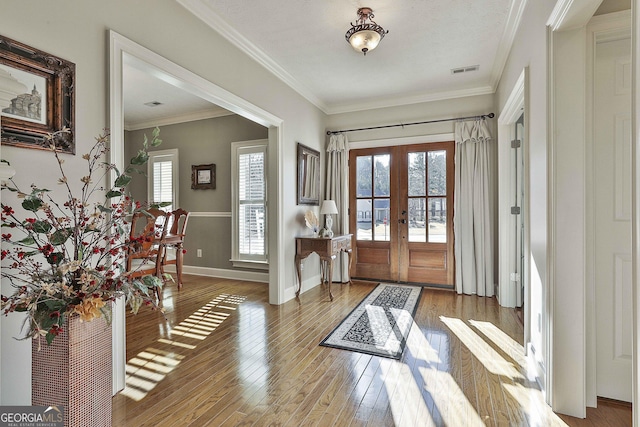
left=345, top=7, right=388, bottom=56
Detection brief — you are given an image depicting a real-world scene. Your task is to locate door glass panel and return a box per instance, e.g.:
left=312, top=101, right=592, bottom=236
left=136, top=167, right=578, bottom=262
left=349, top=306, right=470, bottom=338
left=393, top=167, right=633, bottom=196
left=373, top=154, right=390, bottom=197
left=408, top=152, right=426, bottom=197
left=428, top=150, right=447, bottom=196
left=373, top=199, right=390, bottom=241
left=356, top=156, right=372, bottom=197
left=356, top=199, right=372, bottom=240
left=428, top=197, right=446, bottom=243
left=408, top=198, right=426, bottom=242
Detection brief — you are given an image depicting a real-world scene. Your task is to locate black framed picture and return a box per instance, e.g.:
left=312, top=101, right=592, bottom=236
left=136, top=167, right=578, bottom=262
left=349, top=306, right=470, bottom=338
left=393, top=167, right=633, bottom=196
left=0, top=34, right=75, bottom=154
left=191, top=164, right=216, bottom=190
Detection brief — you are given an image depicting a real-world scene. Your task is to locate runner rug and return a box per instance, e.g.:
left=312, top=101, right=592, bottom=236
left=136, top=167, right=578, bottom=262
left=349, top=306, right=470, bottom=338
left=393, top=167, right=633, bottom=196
left=319, top=283, right=423, bottom=359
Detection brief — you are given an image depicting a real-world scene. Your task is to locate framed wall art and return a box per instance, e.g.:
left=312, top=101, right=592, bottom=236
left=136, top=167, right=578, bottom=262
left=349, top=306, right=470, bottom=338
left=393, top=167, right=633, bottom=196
left=191, top=163, right=216, bottom=190
left=0, top=34, right=75, bottom=153
left=297, top=143, right=320, bottom=205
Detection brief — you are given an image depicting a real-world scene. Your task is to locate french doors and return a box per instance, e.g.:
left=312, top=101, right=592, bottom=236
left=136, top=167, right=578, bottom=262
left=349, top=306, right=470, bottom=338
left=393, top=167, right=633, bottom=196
left=349, top=142, right=454, bottom=286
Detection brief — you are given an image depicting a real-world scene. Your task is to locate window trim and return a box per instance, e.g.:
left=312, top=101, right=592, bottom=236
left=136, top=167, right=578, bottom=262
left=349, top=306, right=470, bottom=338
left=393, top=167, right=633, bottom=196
left=147, top=148, right=179, bottom=211
left=231, top=139, right=269, bottom=267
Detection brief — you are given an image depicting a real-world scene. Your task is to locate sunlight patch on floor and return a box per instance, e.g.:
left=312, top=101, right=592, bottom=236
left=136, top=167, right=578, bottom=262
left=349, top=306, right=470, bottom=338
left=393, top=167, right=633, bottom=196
left=120, top=293, right=246, bottom=401
left=420, top=367, right=486, bottom=427
left=504, top=382, right=568, bottom=427
left=440, top=316, right=524, bottom=380
left=404, top=321, right=485, bottom=426
left=380, top=357, right=434, bottom=427
left=156, top=338, right=196, bottom=349
left=469, top=319, right=528, bottom=370
left=440, top=316, right=568, bottom=426
left=405, top=321, right=441, bottom=365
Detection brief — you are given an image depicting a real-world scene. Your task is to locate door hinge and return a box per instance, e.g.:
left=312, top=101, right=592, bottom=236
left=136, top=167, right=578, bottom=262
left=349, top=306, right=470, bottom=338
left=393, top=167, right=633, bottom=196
left=511, top=206, right=521, bottom=215
left=511, top=139, right=521, bottom=149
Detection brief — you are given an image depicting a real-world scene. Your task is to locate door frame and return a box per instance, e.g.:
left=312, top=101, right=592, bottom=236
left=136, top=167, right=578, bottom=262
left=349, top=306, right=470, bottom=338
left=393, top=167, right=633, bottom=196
left=498, top=68, right=536, bottom=387
left=498, top=68, right=530, bottom=310
left=108, top=30, right=285, bottom=393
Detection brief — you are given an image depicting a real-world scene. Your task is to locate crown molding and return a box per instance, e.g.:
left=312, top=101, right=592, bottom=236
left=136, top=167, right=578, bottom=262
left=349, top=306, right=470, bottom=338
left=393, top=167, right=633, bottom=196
left=490, top=0, right=528, bottom=90
left=124, top=108, right=234, bottom=131
left=547, top=0, right=602, bottom=31
left=177, top=0, right=518, bottom=116
left=325, top=85, right=495, bottom=115
left=176, top=0, right=328, bottom=113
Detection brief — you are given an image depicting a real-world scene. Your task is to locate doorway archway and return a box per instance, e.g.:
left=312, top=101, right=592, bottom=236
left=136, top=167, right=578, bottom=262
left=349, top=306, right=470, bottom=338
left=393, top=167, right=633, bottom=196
left=108, top=30, right=284, bottom=393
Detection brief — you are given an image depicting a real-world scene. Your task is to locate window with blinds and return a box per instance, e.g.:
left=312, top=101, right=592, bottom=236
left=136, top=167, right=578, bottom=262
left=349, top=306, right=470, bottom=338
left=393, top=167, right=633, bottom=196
left=147, top=149, right=178, bottom=212
left=232, top=140, right=268, bottom=267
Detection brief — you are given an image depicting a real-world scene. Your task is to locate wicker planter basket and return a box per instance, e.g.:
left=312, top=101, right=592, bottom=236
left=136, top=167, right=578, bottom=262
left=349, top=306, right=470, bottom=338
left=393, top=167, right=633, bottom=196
left=32, top=313, right=112, bottom=427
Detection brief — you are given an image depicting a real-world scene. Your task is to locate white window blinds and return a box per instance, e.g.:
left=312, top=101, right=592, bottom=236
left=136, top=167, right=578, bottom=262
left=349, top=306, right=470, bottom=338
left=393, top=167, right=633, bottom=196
left=147, top=149, right=178, bottom=212
left=238, top=151, right=265, bottom=256
left=232, top=140, right=268, bottom=265
left=153, top=160, right=173, bottom=210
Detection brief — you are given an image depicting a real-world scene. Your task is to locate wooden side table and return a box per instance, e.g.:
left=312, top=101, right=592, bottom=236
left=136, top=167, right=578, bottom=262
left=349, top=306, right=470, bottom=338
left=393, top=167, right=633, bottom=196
left=295, top=234, right=353, bottom=301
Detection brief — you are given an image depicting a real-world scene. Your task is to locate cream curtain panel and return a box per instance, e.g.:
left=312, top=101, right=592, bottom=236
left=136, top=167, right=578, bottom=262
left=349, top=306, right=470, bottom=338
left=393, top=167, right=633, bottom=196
left=453, top=119, right=494, bottom=296
left=325, top=133, right=350, bottom=282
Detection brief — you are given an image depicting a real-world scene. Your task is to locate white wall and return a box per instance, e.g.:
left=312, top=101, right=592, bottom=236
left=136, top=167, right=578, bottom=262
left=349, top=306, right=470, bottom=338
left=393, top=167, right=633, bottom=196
left=326, top=94, right=495, bottom=144
left=496, top=0, right=555, bottom=413
left=0, top=0, right=325, bottom=405
left=496, top=0, right=615, bottom=418
left=497, top=5, right=556, bottom=407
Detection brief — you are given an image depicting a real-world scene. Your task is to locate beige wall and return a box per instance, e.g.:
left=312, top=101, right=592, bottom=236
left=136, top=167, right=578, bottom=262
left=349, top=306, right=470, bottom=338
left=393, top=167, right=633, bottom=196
left=0, top=0, right=325, bottom=405
left=125, top=115, right=268, bottom=270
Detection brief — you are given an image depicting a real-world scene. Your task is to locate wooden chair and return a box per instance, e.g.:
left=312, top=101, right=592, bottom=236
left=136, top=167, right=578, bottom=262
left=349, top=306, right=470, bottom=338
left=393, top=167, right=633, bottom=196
left=125, top=208, right=170, bottom=304
left=161, top=208, right=190, bottom=289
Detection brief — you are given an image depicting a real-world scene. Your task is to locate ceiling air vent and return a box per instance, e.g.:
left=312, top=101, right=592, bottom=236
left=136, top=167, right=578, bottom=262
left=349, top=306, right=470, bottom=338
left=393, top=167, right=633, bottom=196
left=144, top=101, right=163, bottom=107
left=451, top=65, right=479, bottom=75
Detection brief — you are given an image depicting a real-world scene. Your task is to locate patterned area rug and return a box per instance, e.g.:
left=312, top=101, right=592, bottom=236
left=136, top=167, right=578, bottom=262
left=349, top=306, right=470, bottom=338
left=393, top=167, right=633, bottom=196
left=320, top=283, right=423, bottom=359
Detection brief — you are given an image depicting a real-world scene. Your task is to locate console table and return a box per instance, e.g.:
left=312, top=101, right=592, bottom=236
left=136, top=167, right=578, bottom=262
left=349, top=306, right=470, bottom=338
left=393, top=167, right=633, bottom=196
left=295, top=234, right=353, bottom=301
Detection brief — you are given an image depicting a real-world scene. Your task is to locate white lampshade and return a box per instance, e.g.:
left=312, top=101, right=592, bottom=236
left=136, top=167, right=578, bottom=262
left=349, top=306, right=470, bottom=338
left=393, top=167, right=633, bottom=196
left=348, top=30, right=382, bottom=53
left=344, top=8, right=388, bottom=56
left=320, top=200, right=338, bottom=215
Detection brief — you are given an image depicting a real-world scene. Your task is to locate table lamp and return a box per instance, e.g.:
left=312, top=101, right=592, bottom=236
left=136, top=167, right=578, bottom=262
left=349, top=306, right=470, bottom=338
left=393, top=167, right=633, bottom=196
left=320, top=200, right=338, bottom=238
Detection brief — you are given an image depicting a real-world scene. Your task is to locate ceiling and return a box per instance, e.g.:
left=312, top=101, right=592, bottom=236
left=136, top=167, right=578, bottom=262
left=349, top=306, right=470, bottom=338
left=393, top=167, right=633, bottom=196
left=123, top=54, right=232, bottom=131
left=123, top=1, right=630, bottom=127
left=177, top=0, right=523, bottom=114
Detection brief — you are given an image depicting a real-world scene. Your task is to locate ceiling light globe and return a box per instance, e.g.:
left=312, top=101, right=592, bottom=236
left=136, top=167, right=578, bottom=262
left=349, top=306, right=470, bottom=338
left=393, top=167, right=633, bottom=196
left=349, top=30, right=382, bottom=54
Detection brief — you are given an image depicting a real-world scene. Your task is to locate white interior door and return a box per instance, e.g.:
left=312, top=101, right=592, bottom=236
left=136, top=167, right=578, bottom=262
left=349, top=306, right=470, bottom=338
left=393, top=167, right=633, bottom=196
left=594, top=36, right=632, bottom=402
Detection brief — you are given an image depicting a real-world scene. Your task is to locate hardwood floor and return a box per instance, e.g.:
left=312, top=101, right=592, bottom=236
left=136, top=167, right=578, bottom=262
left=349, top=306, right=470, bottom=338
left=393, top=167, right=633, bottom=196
left=112, top=276, right=630, bottom=426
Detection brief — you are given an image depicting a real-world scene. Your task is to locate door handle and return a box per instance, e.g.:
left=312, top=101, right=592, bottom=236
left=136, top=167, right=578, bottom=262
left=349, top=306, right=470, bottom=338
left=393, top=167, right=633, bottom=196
left=399, top=219, right=407, bottom=224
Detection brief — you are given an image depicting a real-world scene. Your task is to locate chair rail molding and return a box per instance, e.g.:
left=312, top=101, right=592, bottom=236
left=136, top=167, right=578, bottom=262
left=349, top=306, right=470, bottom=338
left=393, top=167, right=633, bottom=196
left=189, top=211, right=232, bottom=217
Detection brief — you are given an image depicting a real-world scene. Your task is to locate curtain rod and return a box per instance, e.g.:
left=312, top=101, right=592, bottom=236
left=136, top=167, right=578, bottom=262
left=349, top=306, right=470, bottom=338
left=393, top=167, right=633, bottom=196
left=326, top=112, right=495, bottom=135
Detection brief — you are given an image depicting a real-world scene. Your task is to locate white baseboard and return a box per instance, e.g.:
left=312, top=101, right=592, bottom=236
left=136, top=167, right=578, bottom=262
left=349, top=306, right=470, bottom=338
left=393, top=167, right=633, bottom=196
left=284, top=275, right=322, bottom=301
left=164, top=265, right=269, bottom=283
